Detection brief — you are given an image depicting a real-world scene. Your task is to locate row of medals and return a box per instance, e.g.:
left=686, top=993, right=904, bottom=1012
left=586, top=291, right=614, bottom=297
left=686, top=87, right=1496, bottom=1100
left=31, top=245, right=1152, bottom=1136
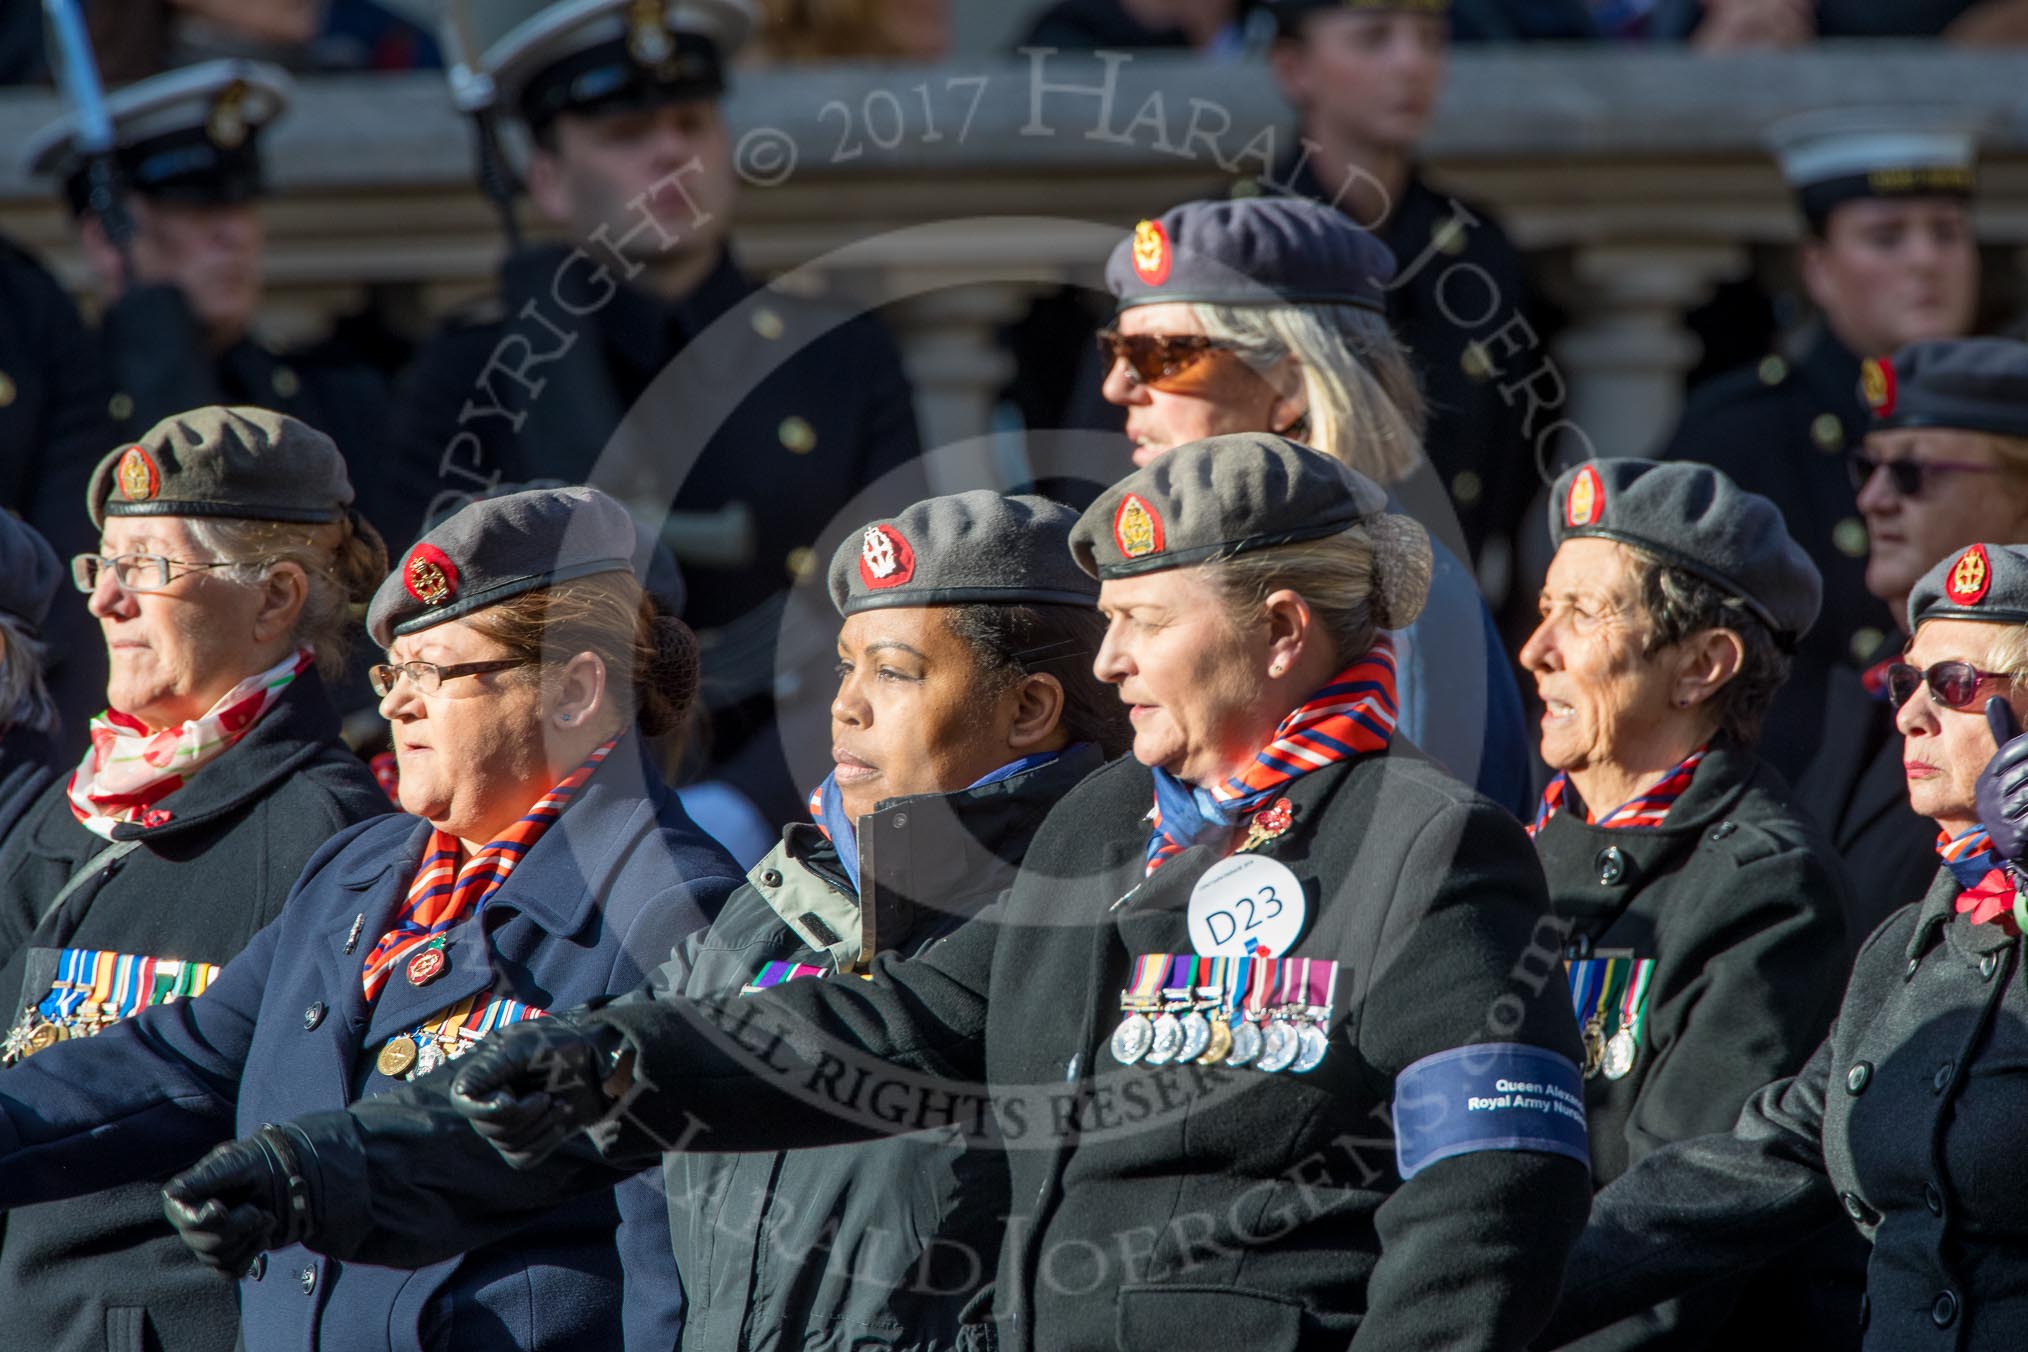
left=1584, top=1016, right=1638, bottom=1082
left=2, top=1001, right=97, bottom=1060
left=1111, top=984, right=1329, bottom=1075
left=377, top=1022, right=482, bottom=1080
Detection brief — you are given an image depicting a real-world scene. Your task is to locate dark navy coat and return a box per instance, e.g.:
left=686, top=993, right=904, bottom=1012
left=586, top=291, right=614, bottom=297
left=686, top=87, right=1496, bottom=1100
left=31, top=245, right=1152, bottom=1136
left=0, top=734, right=741, bottom=1352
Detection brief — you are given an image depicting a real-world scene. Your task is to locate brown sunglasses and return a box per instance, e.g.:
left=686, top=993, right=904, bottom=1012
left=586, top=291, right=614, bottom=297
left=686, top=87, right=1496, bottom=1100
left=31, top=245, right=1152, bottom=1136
left=1096, top=328, right=1242, bottom=389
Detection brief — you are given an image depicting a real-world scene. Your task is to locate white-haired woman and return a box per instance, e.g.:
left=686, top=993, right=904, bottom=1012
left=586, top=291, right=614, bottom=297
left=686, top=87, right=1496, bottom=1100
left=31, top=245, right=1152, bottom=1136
left=0, top=407, right=392, bottom=1351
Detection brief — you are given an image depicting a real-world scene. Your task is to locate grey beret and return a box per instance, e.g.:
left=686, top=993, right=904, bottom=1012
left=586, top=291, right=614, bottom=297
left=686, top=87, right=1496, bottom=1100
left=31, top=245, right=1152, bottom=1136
left=1907, top=542, right=2028, bottom=629
left=829, top=491, right=1097, bottom=617
left=1861, top=338, right=2028, bottom=439
left=1548, top=459, right=1823, bottom=642
left=0, top=514, right=61, bottom=633
left=368, top=486, right=637, bottom=646
left=1106, top=197, right=1395, bottom=315
left=88, top=406, right=355, bottom=531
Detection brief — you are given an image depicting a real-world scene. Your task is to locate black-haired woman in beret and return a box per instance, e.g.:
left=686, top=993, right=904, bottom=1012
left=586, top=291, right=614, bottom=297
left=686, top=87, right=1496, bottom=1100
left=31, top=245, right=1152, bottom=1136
left=0, top=406, right=394, bottom=1352
left=190, top=434, right=1592, bottom=1352
left=1521, top=458, right=1853, bottom=1347
left=0, top=486, right=744, bottom=1351
left=623, top=490, right=1128, bottom=1351
left=1537, top=540, right=2028, bottom=1352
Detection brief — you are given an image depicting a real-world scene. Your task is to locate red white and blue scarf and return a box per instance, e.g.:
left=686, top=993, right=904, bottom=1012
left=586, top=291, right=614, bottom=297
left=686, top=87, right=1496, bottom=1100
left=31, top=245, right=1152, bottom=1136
left=1144, top=638, right=1398, bottom=875
left=1938, top=826, right=2024, bottom=934
left=360, top=737, right=617, bottom=1001
left=1528, top=744, right=1709, bottom=839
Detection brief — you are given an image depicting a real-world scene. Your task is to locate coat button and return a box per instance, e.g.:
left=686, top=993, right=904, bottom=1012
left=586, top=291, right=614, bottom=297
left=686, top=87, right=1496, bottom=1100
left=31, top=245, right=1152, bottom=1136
left=1845, top=1061, right=1871, bottom=1095
left=1906, top=956, right=1920, bottom=980
left=1594, top=846, right=1627, bottom=886
left=247, top=1254, right=267, bottom=1282
left=1924, top=1183, right=1943, bottom=1215
left=1840, top=1191, right=1872, bottom=1223
left=1981, top=952, right=2000, bottom=980
left=1064, top=1053, right=1081, bottom=1083
left=760, top=868, right=783, bottom=888
left=1934, top=1061, right=1954, bottom=1093
left=1709, top=821, right=1737, bottom=840
left=892, top=812, right=909, bottom=830
left=1932, top=1290, right=1958, bottom=1328
left=302, top=1002, right=325, bottom=1031
left=299, top=1265, right=317, bottom=1295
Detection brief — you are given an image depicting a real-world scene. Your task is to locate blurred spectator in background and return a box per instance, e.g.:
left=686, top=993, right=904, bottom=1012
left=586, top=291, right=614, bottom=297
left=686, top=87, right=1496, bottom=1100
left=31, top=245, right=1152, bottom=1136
left=1021, top=0, right=1267, bottom=56
left=0, top=238, right=117, bottom=754
left=1251, top=0, right=1533, bottom=594
left=1660, top=116, right=1978, bottom=725
left=24, top=60, right=394, bottom=734
left=755, top=0, right=950, bottom=61
left=396, top=0, right=925, bottom=827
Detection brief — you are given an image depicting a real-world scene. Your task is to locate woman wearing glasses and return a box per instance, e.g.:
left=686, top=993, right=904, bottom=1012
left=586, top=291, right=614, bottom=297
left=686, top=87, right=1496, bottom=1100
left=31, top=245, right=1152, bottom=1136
left=1540, top=540, right=2028, bottom=1352
left=0, top=485, right=744, bottom=1351
left=1094, top=195, right=1533, bottom=814
left=1794, top=337, right=2028, bottom=941
left=0, top=407, right=394, bottom=1352
left=1519, top=459, right=1851, bottom=1346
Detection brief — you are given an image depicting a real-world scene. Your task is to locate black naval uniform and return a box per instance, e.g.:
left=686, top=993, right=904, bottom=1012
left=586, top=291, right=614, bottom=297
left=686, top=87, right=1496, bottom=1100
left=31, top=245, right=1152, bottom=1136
left=1661, top=327, right=1894, bottom=679
left=298, top=742, right=1593, bottom=1352
left=1240, top=158, right=1535, bottom=571
left=390, top=245, right=924, bottom=818
left=1540, top=865, right=2028, bottom=1352
left=651, top=746, right=1102, bottom=1352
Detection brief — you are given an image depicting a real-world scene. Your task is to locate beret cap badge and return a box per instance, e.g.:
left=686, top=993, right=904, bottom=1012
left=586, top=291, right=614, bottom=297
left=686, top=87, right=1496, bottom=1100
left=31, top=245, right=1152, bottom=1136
left=115, top=446, right=160, bottom=503
left=1131, top=219, right=1172, bottom=288
left=1113, top=494, right=1165, bottom=559
left=1947, top=543, right=1992, bottom=607
left=404, top=543, right=459, bottom=607
left=1564, top=465, right=1604, bottom=529
left=858, top=524, right=916, bottom=590
left=1861, top=357, right=1897, bottom=416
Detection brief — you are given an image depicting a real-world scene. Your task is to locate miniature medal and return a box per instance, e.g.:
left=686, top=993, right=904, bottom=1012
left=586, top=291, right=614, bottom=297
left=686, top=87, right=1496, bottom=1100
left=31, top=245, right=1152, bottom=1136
left=376, top=1035, right=419, bottom=1078
left=1111, top=1007, right=1154, bottom=1065
left=1257, top=1015, right=1300, bottom=1073
left=1602, top=1029, right=1638, bottom=1080
left=1291, top=1015, right=1330, bottom=1074
left=1144, top=1011, right=1185, bottom=1066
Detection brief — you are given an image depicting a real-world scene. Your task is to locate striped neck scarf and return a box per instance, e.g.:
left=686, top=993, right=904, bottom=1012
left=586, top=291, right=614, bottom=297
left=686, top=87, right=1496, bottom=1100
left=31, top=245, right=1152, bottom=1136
left=1528, top=744, right=1710, bottom=839
left=1938, top=826, right=2023, bottom=934
left=1145, top=639, right=1398, bottom=875
left=66, top=648, right=313, bottom=840
left=360, top=737, right=617, bottom=1001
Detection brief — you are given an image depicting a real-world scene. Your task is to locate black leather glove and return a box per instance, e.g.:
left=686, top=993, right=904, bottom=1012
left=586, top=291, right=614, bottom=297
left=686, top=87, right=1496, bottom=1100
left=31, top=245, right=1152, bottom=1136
left=162, top=1123, right=319, bottom=1276
left=449, top=1017, right=632, bottom=1170
left=1977, top=697, right=2028, bottom=865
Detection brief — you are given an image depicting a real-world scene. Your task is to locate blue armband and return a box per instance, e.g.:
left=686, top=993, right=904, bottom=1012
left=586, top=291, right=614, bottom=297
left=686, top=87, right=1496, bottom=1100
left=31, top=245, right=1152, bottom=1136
left=1393, top=1043, right=1590, bottom=1181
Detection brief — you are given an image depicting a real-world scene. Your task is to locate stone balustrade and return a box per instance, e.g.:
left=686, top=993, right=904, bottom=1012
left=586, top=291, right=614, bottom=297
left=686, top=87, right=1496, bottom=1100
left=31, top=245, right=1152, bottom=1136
left=3, top=43, right=2025, bottom=472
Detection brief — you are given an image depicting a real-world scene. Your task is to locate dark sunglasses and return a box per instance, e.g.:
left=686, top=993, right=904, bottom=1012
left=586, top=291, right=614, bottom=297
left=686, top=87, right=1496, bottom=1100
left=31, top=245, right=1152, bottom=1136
left=1095, top=328, right=1241, bottom=388
left=1885, top=659, right=2014, bottom=712
left=1847, top=449, right=2004, bottom=497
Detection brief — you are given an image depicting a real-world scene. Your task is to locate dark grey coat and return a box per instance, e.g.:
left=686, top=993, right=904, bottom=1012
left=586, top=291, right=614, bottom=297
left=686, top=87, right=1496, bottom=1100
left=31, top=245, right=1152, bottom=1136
left=654, top=745, right=1101, bottom=1352
left=1541, top=867, right=2028, bottom=1352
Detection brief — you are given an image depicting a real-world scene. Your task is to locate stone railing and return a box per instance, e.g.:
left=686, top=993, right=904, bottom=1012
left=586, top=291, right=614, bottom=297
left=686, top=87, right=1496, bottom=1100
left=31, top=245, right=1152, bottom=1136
left=3, top=43, right=2025, bottom=472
